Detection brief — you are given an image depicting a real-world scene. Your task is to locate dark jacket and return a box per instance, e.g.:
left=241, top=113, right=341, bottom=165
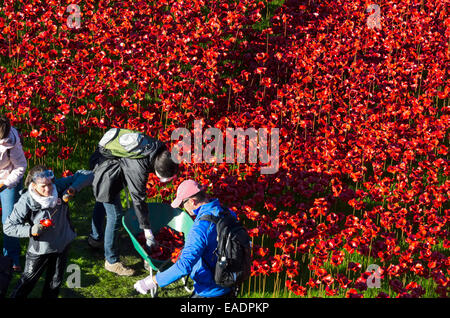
left=89, top=138, right=166, bottom=230
left=3, top=170, right=94, bottom=255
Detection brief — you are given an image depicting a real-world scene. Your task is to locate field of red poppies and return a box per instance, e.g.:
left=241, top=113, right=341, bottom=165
left=0, top=0, right=448, bottom=298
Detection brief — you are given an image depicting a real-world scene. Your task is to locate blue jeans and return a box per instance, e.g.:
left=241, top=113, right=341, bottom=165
left=1, top=180, right=23, bottom=267
left=90, top=195, right=123, bottom=264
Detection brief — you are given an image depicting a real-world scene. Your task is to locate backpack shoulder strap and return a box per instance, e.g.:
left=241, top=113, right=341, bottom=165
left=199, top=203, right=230, bottom=224
left=199, top=214, right=219, bottom=224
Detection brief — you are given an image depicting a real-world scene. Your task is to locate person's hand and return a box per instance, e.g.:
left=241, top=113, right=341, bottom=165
left=31, top=223, right=46, bottom=237
left=144, top=229, right=157, bottom=249
left=62, top=187, right=76, bottom=202
left=134, top=275, right=158, bottom=297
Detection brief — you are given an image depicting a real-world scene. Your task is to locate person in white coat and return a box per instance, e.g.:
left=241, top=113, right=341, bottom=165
left=0, top=116, right=27, bottom=271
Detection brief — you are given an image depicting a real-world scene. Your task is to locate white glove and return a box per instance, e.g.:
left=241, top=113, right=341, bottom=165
left=134, top=275, right=158, bottom=297
left=144, top=229, right=156, bottom=249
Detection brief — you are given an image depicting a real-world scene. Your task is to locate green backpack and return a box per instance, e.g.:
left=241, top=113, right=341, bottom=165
left=98, top=128, right=152, bottom=159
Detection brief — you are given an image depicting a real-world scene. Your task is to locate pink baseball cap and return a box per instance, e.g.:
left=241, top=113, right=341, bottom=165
left=171, top=179, right=203, bottom=208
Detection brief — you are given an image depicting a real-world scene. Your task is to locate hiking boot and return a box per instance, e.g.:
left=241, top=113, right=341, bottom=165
left=88, top=235, right=103, bottom=249
left=105, top=261, right=135, bottom=276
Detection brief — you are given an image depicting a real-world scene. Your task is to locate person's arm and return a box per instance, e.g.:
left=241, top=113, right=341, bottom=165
left=121, top=158, right=152, bottom=229
left=3, top=140, right=27, bottom=188
left=55, top=170, right=94, bottom=195
left=121, top=139, right=167, bottom=230
left=3, top=195, right=32, bottom=238
left=155, top=221, right=209, bottom=287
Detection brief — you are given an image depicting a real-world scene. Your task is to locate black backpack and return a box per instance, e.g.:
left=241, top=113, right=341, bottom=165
left=200, top=206, right=252, bottom=289
left=0, top=255, right=13, bottom=298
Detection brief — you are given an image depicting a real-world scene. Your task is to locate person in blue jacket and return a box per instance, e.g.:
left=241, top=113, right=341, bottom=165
left=134, top=179, right=234, bottom=298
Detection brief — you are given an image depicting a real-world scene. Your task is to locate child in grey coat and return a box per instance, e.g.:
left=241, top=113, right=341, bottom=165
left=3, top=165, right=93, bottom=298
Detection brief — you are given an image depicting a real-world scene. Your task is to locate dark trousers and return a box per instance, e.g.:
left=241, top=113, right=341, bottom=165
left=0, top=255, right=13, bottom=298
left=10, top=246, right=70, bottom=298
